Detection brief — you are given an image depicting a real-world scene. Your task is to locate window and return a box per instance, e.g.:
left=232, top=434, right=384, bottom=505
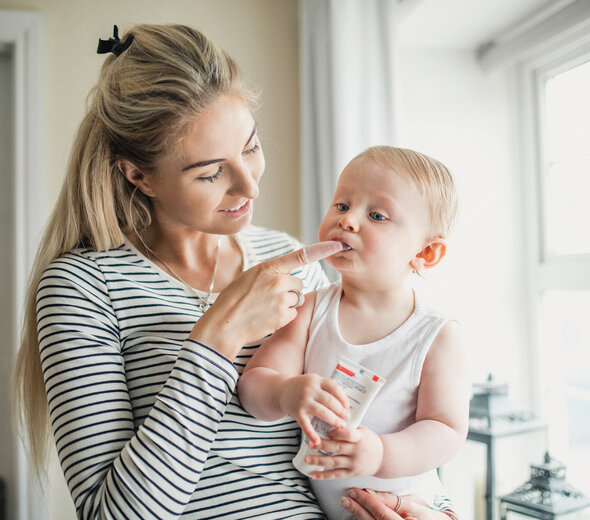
left=524, top=41, right=590, bottom=493
left=540, top=58, right=590, bottom=258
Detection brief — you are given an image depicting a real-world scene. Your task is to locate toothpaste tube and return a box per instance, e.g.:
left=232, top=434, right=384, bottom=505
left=292, top=357, right=385, bottom=476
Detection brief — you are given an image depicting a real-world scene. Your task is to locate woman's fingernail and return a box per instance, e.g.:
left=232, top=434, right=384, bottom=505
left=348, top=490, right=357, bottom=499
left=340, top=497, right=351, bottom=508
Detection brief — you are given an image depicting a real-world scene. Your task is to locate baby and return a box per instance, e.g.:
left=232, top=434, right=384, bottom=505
left=238, top=146, right=469, bottom=519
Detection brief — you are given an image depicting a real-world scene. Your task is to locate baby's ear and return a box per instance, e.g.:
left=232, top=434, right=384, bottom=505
left=410, top=238, right=447, bottom=271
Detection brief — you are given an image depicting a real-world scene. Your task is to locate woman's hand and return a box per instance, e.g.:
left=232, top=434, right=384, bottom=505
left=190, top=241, right=344, bottom=360
left=278, top=374, right=349, bottom=445
left=341, top=490, right=455, bottom=520
left=307, top=425, right=383, bottom=479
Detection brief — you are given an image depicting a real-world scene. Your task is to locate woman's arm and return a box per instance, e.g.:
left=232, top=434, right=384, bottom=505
left=39, top=253, right=239, bottom=520
left=190, top=241, right=343, bottom=360
left=40, top=242, right=340, bottom=519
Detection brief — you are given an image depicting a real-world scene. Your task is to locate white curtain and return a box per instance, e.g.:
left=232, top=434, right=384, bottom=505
left=299, top=0, right=399, bottom=244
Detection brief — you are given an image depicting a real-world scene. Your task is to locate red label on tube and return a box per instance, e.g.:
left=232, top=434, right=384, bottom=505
left=336, top=364, right=355, bottom=377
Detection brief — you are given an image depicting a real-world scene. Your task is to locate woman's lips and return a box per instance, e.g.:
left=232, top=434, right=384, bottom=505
left=219, top=199, right=251, bottom=218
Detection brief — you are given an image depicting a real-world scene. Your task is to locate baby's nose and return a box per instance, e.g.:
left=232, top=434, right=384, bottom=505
left=338, top=213, right=359, bottom=232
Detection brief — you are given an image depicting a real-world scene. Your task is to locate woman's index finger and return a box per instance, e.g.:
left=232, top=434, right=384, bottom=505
left=268, top=241, right=344, bottom=273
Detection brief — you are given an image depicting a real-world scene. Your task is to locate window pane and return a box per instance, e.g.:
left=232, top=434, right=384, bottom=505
left=543, top=60, right=590, bottom=257
left=539, top=289, right=590, bottom=494
left=546, top=157, right=590, bottom=256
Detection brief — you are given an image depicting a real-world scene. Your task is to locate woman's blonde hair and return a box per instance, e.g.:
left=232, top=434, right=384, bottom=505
left=13, top=23, right=256, bottom=475
left=354, top=146, right=458, bottom=238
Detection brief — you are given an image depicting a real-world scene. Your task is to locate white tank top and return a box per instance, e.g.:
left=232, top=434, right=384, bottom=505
left=304, top=282, right=448, bottom=520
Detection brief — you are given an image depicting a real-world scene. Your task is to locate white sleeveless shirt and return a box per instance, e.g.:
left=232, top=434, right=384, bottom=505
left=303, top=282, right=448, bottom=520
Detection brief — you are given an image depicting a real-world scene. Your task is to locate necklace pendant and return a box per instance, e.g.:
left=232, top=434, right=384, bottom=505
left=196, top=299, right=212, bottom=313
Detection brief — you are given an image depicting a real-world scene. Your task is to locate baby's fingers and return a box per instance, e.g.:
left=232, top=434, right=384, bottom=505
left=311, top=468, right=351, bottom=480
left=321, top=378, right=349, bottom=412
left=328, top=426, right=360, bottom=443
left=316, top=435, right=353, bottom=455
left=316, top=389, right=349, bottom=422
left=297, top=413, right=321, bottom=447
left=306, top=454, right=353, bottom=480
left=308, top=402, right=347, bottom=430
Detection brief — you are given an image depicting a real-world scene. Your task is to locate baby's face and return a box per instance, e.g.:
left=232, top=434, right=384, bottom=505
left=318, top=158, right=431, bottom=283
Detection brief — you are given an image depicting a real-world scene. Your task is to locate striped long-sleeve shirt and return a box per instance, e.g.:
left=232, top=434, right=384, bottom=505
left=37, top=226, right=328, bottom=520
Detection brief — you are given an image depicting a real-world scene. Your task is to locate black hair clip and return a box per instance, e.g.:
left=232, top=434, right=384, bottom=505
left=97, top=25, right=134, bottom=57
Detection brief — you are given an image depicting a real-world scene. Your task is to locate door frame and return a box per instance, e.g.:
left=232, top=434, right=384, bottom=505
left=0, top=9, right=47, bottom=520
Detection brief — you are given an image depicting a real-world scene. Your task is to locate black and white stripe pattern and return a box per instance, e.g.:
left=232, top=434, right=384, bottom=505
left=37, top=226, right=328, bottom=519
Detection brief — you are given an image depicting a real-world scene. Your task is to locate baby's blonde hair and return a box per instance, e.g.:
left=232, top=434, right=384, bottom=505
left=13, top=23, right=256, bottom=476
left=354, top=146, right=458, bottom=238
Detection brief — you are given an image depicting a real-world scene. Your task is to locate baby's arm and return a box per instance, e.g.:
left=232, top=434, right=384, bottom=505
left=238, top=293, right=349, bottom=444
left=309, top=320, right=469, bottom=480
left=377, top=320, right=469, bottom=477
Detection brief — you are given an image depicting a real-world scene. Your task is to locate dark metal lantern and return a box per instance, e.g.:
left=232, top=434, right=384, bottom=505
left=500, top=452, right=590, bottom=519
left=469, top=374, right=535, bottom=429
left=468, top=374, right=547, bottom=520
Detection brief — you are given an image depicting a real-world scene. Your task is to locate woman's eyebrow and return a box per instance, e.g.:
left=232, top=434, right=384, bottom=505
left=181, top=124, right=257, bottom=172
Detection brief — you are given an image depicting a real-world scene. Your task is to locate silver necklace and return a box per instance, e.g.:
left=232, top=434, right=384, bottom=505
left=138, top=234, right=222, bottom=313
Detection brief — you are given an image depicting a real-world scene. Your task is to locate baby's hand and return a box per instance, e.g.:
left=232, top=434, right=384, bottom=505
left=278, top=374, right=349, bottom=446
left=306, top=425, right=384, bottom=479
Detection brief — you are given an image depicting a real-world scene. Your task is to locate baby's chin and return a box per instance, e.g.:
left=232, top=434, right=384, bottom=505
left=325, top=253, right=351, bottom=272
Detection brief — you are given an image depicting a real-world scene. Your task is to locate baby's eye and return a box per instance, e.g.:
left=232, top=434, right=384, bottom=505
left=369, top=211, right=387, bottom=221
left=336, top=203, right=349, bottom=212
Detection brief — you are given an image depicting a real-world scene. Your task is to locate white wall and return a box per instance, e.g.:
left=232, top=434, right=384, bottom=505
left=397, top=47, right=530, bottom=397
left=396, top=46, right=545, bottom=519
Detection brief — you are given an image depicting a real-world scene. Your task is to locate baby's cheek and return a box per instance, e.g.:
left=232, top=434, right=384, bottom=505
left=317, top=214, right=336, bottom=242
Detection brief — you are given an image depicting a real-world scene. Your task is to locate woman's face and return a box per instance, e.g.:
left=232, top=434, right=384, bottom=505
left=145, top=94, right=265, bottom=236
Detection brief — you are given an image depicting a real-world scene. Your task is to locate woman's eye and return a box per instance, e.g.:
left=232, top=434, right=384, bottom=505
left=369, top=211, right=387, bottom=221
left=198, top=166, right=223, bottom=183
left=244, top=143, right=259, bottom=155
left=336, top=203, right=349, bottom=212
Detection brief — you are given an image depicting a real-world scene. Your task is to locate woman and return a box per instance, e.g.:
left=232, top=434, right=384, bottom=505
left=13, top=23, right=457, bottom=520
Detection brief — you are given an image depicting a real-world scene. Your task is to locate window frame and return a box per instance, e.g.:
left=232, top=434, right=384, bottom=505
left=519, top=28, right=590, bottom=490
left=535, top=40, right=590, bottom=266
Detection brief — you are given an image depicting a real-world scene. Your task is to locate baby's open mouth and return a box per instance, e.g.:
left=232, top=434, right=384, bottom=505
left=340, top=242, right=352, bottom=250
